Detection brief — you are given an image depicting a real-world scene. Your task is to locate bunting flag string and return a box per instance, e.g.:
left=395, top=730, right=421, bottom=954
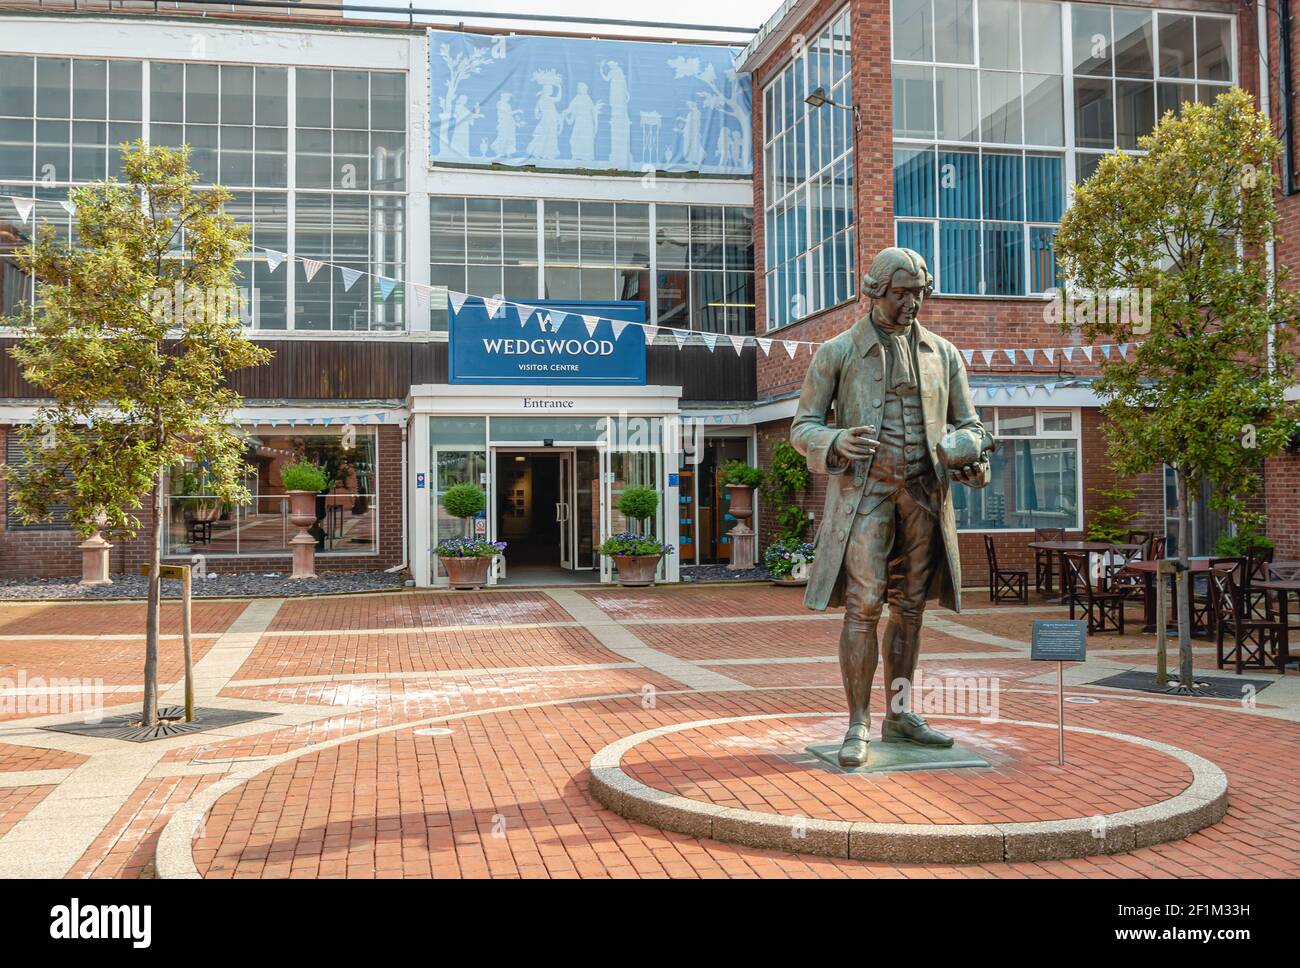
left=0, top=207, right=1148, bottom=366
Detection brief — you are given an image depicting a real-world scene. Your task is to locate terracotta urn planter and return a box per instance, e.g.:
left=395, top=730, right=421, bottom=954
left=725, top=484, right=754, bottom=522
left=287, top=490, right=319, bottom=579
left=613, top=554, right=660, bottom=587
left=442, top=555, right=493, bottom=590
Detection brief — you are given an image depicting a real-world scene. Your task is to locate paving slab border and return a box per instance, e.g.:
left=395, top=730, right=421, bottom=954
left=587, top=712, right=1228, bottom=864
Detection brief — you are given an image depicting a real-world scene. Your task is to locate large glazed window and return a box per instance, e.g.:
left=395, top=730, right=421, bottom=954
left=891, top=2, right=1235, bottom=296
left=165, top=427, right=378, bottom=558
left=761, top=6, right=855, bottom=331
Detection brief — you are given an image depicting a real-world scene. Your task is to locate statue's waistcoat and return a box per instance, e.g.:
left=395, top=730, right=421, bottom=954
left=857, top=364, right=934, bottom=517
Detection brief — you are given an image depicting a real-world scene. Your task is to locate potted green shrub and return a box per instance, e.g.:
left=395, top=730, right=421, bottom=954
left=600, top=485, right=672, bottom=586
left=281, top=460, right=327, bottom=578
left=438, top=482, right=502, bottom=588
left=764, top=538, right=816, bottom=587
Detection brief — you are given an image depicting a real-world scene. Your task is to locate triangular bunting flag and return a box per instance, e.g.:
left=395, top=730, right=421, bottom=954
left=1062, top=347, right=1074, bottom=362
left=517, top=305, right=536, bottom=328
left=339, top=267, right=362, bottom=292
left=783, top=341, right=798, bottom=359
left=301, top=258, right=324, bottom=282
left=448, top=291, right=469, bottom=314
left=412, top=283, right=432, bottom=308
left=264, top=248, right=286, bottom=273
left=756, top=338, right=773, bottom=356
left=1118, top=342, right=1130, bottom=358
left=377, top=276, right=398, bottom=301
left=962, top=349, right=974, bottom=365
left=1043, top=347, right=1056, bottom=365
left=11, top=196, right=34, bottom=224
left=981, top=350, right=995, bottom=367
left=1100, top=344, right=1112, bottom=359
left=701, top=332, right=719, bottom=352
left=728, top=334, right=746, bottom=355
left=484, top=296, right=504, bottom=319
left=673, top=329, right=689, bottom=350
left=1023, top=349, right=1036, bottom=365
left=1082, top=346, right=1094, bottom=362
left=547, top=310, right=568, bottom=330
left=58, top=200, right=75, bottom=215
left=643, top=323, right=659, bottom=345
left=611, top=319, right=630, bottom=341
left=1043, top=382, right=1057, bottom=395
left=582, top=315, right=601, bottom=338
left=1003, top=349, right=1016, bottom=364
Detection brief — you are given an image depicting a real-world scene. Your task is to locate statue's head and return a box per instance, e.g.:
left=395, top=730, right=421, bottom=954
left=863, top=247, right=934, bottom=328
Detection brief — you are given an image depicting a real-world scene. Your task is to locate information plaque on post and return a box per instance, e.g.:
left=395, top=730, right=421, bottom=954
left=1031, top=620, right=1087, bottom=765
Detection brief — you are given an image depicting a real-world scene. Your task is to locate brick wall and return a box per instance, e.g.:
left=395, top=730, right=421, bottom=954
left=0, top=423, right=406, bottom=579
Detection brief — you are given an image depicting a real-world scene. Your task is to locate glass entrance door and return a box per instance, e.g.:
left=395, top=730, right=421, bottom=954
left=558, top=451, right=573, bottom=569
left=600, top=448, right=663, bottom=582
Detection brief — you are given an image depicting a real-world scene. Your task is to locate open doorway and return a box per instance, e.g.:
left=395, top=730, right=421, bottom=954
left=494, top=449, right=599, bottom=585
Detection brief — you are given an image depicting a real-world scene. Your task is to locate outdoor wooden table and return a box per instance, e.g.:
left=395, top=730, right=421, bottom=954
left=1255, top=578, right=1300, bottom=672
left=1120, top=557, right=1232, bottom=634
left=1267, top=561, right=1300, bottom=581
left=1026, top=540, right=1143, bottom=604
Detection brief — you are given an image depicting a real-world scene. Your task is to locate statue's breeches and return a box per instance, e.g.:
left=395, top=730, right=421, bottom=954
left=842, top=487, right=941, bottom=630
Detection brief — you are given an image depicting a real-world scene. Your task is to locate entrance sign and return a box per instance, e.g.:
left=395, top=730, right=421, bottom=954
left=449, top=298, right=647, bottom=386
left=428, top=30, right=752, bottom=176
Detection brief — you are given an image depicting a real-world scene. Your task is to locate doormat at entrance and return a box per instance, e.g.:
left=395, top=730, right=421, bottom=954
left=1087, top=670, right=1276, bottom=699
left=43, top=706, right=276, bottom=743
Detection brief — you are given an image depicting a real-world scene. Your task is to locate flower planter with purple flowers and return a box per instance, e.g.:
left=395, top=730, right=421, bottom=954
left=436, top=536, right=507, bottom=590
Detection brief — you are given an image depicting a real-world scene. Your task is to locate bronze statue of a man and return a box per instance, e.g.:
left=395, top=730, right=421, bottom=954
left=791, top=247, right=993, bottom=768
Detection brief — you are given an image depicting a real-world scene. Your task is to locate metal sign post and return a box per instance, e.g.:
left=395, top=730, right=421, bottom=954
left=1031, top=619, right=1087, bottom=767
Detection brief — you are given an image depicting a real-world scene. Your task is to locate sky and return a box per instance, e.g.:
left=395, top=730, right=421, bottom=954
left=344, top=0, right=769, bottom=43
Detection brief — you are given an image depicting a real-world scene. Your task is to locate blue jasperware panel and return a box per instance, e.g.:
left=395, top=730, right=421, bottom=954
left=428, top=30, right=752, bottom=176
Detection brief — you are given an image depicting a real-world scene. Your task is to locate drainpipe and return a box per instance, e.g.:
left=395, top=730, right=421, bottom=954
left=383, top=416, right=410, bottom=576
left=1259, top=0, right=1278, bottom=369
left=1281, top=0, right=1296, bottom=197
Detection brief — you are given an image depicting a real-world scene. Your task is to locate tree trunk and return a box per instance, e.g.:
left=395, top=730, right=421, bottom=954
left=142, top=472, right=163, bottom=726
left=1174, top=467, right=1194, bottom=689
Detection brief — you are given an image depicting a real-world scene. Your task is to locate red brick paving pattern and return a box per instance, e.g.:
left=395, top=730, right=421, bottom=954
left=0, top=785, right=55, bottom=838
left=0, top=743, right=87, bottom=773
left=270, top=591, right=572, bottom=632
left=235, top=626, right=623, bottom=680
left=5, top=584, right=1293, bottom=879
left=0, top=601, right=245, bottom=636
left=0, top=637, right=216, bottom=688
left=620, top=717, right=1192, bottom=824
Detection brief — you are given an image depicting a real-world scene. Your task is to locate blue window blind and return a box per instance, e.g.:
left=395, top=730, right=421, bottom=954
left=982, top=152, right=1023, bottom=221
left=896, top=221, right=934, bottom=271
left=940, top=220, right=981, bottom=294
left=893, top=146, right=934, bottom=217
left=1026, top=154, right=1064, bottom=222
left=984, top=221, right=1024, bottom=295
left=938, top=149, right=980, bottom=219
left=1029, top=225, right=1058, bottom=292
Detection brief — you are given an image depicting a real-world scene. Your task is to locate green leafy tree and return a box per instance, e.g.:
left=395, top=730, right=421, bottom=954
left=441, top=482, right=486, bottom=535
left=1084, top=482, right=1138, bottom=544
left=1054, top=89, right=1298, bottom=690
left=616, top=485, right=659, bottom=534
left=3, top=142, right=272, bottom=725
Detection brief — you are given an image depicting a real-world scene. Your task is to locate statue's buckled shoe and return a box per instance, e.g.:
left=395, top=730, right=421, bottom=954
left=837, top=722, right=870, bottom=768
left=882, top=712, right=953, bottom=748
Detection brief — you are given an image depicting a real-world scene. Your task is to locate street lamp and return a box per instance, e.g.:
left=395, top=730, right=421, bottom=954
left=804, top=86, right=861, bottom=132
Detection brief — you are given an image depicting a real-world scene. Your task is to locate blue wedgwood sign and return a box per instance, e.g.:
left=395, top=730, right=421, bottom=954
left=428, top=29, right=752, bottom=176
left=449, top=298, right=647, bottom=386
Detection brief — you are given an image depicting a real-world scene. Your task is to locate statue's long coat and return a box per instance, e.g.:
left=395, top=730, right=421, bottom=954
left=790, top=317, right=986, bottom=613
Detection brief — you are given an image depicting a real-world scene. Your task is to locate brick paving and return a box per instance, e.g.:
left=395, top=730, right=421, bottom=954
left=0, top=584, right=1296, bottom=879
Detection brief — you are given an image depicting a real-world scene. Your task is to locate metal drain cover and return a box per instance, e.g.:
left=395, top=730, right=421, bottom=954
left=42, top=706, right=276, bottom=743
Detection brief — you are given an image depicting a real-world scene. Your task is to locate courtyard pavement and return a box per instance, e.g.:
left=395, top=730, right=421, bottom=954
left=0, top=583, right=1296, bottom=879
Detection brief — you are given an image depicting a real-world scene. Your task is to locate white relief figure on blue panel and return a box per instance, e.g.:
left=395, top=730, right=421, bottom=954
left=435, top=39, right=493, bottom=159
left=675, top=101, right=705, bottom=169
left=601, top=61, right=631, bottom=169
left=492, top=92, right=523, bottom=158
left=639, top=112, right=662, bottom=165
left=526, top=69, right=565, bottom=163
left=450, top=95, right=482, bottom=160
left=564, top=82, right=605, bottom=164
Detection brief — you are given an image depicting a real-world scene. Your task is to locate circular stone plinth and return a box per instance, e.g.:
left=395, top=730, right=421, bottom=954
left=588, top=714, right=1228, bottom=864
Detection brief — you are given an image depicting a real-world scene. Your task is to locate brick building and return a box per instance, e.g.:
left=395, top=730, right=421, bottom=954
left=0, top=0, right=1294, bottom=588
